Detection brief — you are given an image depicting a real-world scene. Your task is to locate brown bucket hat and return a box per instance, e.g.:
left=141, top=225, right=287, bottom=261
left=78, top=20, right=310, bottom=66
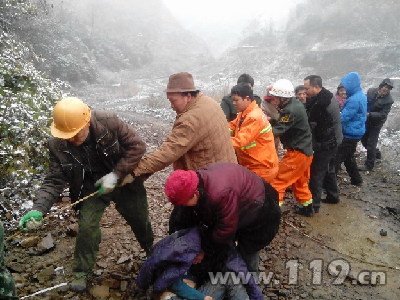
left=165, top=72, right=197, bottom=93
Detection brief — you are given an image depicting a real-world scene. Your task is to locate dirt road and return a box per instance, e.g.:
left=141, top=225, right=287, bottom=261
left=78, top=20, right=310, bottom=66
left=4, top=105, right=400, bottom=300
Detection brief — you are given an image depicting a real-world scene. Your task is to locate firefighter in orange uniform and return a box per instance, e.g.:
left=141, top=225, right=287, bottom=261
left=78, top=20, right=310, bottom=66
left=269, top=79, right=315, bottom=216
left=229, top=82, right=279, bottom=182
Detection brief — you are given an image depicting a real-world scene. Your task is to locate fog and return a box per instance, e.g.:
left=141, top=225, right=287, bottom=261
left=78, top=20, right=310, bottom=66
left=6, top=0, right=400, bottom=89
left=162, top=0, right=303, bottom=56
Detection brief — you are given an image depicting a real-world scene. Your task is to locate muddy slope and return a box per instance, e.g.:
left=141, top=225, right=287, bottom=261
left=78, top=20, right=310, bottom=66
left=4, top=109, right=400, bottom=300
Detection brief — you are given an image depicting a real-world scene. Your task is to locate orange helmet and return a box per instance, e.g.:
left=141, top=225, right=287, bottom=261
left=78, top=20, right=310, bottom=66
left=51, top=97, right=91, bottom=139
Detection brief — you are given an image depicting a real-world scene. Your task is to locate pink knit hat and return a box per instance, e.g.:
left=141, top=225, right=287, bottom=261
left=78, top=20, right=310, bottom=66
left=164, top=170, right=199, bottom=205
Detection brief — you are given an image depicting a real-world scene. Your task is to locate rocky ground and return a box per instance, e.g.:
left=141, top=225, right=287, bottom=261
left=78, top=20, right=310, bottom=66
left=3, top=100, right=400, bottom=300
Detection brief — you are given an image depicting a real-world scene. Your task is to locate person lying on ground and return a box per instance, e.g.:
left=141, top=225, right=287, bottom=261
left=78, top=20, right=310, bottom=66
left=137, top=227, right=264, bottom=300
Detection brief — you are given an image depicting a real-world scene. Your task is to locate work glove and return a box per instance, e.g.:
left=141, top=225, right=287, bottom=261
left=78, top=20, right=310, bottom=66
left=95, top=172, right=118, bottom=195
left=18, top=210, right=43, bottom=231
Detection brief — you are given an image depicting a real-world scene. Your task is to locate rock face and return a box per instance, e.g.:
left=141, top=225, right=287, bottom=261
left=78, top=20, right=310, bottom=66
left=300, top=46, right=400, bottom=85
left=11, top=0, right=212, bottom=86
left=198, top=0, right=400, bottom=92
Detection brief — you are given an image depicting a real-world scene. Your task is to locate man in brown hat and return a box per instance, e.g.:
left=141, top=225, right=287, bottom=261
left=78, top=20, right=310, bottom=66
left=133, top=72, right=237, bottom=233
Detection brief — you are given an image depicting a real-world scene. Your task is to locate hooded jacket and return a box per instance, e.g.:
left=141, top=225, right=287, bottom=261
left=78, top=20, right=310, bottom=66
left=340, top=72, right=367, bottom=139
left=33, top=111, right=146, bottom=214
left=366, top=87, right=394, bottom=127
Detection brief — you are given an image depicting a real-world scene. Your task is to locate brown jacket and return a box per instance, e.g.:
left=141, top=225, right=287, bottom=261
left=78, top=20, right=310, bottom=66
left=33, top=111, right=146, bottom=214
left=135, top=93, right=237, bottom=175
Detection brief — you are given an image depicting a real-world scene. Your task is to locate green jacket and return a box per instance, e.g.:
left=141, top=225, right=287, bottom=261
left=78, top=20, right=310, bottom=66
left=0, top=222, right=18, bottom=299
left=272, top=98, right=313, bottom=156
left=220, top=94, right=262, bottom=122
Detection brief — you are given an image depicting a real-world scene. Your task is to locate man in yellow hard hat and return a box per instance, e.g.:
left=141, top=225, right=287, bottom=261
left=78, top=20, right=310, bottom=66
left=18, top=97, right=153, bottom=292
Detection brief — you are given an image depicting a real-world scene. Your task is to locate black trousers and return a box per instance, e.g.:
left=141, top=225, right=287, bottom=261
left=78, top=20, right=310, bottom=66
left=309, top=147, right=339, bottom=210
left=335, top=138, right=362, bottom=185
left=361, top=123, right=383, bottom=169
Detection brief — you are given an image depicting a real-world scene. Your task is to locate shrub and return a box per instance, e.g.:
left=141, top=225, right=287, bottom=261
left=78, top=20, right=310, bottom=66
left=0, top=30, right=64, bottom=220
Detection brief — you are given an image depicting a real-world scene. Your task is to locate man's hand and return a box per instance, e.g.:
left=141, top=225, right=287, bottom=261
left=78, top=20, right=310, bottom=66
left=193, top=252, right=205, bottom=264
left=95, top=172, right=118, bottom=195
left=19, top=210, right=43, bottom=231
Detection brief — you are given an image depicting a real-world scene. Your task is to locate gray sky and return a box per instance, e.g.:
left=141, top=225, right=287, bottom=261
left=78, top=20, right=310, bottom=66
left=162, top=0, right=303, bottom=56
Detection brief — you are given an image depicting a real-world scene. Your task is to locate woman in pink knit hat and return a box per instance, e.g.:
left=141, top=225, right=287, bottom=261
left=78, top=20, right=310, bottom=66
left=164, top=162, right=281, bottom=273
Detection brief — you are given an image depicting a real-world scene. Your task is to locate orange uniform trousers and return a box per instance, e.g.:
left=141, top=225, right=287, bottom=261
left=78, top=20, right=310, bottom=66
left=252, top=165, right=279, bottom=183
left=271, top=149, right=313, bottom=206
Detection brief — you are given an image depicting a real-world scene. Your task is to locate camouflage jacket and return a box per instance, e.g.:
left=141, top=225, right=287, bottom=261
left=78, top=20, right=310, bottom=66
left=0, top=222, right=18, bottom=299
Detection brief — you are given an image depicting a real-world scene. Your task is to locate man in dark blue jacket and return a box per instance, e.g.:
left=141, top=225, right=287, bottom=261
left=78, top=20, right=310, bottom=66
left=360, top=78, right=394, bottom=171
left=335, top=72, right=367, bottom=186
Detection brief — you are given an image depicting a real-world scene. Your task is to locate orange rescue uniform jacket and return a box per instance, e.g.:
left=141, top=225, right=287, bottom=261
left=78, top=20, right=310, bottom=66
left=229, top=101, right=279, bottom=182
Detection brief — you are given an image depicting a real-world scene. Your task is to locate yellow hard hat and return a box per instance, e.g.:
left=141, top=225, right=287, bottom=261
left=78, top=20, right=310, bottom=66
left=50, top=97, right=91, bottom=139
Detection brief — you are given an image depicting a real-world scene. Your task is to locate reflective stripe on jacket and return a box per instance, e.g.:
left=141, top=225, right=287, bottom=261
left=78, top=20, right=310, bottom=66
left=229, top=101, right=279, bottom=181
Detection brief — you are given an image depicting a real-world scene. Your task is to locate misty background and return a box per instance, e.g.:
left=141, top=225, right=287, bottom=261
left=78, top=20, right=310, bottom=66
left=1, top=0, right=400, bottom=219
left=4, top=0, right=400, bottom=92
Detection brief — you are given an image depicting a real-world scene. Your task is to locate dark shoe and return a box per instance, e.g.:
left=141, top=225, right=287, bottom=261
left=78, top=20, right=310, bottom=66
left=350, top=179, right=363, bottom=187
left=295, top=205, right=314, bottom=217
left=313, top=206, right=320, bottom=213
left=321, top=197, right=340, bottom=204
left=70, top=272, right=88, bottom=292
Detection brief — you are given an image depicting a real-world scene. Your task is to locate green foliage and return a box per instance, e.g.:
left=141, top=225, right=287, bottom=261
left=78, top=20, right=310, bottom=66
left=0, top=0, right=35, bottom=31
left=0, top=30, right=64, bottom=205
